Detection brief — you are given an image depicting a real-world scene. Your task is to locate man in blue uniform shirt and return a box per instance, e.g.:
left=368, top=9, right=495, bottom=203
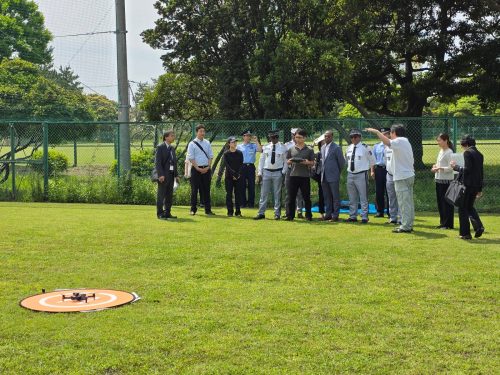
left=237, top=129, right=262, bottom=208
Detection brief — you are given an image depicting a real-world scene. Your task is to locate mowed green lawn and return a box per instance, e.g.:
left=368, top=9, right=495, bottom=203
left=0, top=203, right=498, bottom=374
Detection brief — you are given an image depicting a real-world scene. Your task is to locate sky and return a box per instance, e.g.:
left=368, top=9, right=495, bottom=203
left=35, top=0, right=166, bottom=101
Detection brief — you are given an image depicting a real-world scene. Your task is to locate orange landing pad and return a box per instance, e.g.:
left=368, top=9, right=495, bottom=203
left=20, top=289, right=138, bottom=313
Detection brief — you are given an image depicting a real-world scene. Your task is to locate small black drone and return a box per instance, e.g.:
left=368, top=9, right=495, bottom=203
left=61, top=292, right=96, bottom=303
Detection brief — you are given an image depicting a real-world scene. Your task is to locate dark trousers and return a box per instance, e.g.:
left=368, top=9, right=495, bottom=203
left=312, top=175, right=324, bottom=214
left=240, top=164, right=256, bottom=207
left=435, top=182, right=455, bottom=228
left=157, top=174, right=174, bottom=216
left=458, top=188, right=483, bottom=236
left=287, top=176, right=312, bottom=219
left=375, top=166, right=388, bottom=214
left=225, top=176, right=242, bottom=214
left=190, top=167, right=211, bottom=213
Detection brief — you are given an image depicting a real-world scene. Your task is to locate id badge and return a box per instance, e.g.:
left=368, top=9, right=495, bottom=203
left=169, top=165, right=174, bottom=171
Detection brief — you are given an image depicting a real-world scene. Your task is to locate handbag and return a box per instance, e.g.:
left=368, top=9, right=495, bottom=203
left=445, top=174, right=466, bottom=207
left=150, top=168, right=159, bottom=182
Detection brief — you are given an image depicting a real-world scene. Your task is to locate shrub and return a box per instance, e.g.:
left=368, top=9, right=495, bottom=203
left=31, top=149, right=69, bottom=175
left=110, top=149, right=155, bottom=177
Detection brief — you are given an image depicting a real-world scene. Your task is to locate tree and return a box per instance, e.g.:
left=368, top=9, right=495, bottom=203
left=0, top=0, right=52, bottom=64
left=143, top=0, right=499, bottom=167
left=140, top=72, right=218, bottom=121
left=86, top=94, right=118, bottom=121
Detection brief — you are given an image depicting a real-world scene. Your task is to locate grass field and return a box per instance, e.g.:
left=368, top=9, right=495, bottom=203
left=1, top=202, right=499, bottom=374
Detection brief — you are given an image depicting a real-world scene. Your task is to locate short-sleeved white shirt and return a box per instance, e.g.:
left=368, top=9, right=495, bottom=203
left=388, top=137, right=415, bottom=181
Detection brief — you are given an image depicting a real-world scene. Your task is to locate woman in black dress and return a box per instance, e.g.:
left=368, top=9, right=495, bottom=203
left=450, top=135, right=485, bottom=240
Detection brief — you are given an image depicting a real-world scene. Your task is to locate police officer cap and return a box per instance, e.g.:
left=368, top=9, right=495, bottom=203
left=291, top=128, right=299, bottom=135
left=241, top=129, right=252, bottom=136
left=227, top=136, right=237, bottom=143
left=268, top=130, right=279, bottom=137
left=349, top=129, right=362, bottom=137
left=379, top=127, right=391, bottom=134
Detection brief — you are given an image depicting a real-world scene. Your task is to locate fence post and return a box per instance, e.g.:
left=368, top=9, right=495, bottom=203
left=116, top=123, right=121, bottom=179
left=452, top=117, right=458, bottom=151
left=73, top=138, right=78, bottom=167
left=271, top=120, right=277, bottom=130
left=9, top=123, right=16, bottom=200
left=43, top=122, right=49, bottom=201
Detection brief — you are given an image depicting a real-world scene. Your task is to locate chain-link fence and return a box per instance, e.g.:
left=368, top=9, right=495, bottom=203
left=1, top=117, right=499, bottom=212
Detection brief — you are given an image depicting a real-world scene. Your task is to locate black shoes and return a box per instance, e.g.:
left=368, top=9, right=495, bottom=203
left=254, top=214, right=265, bottom=220
left=387, top=220, right=398, bottom=225
left=459, top=235, right=472, bottom=240
left=361, top=219, right=368, bottom=224
left=274, top=215, right=280, bottom=220
left=393, top=228, right=413, bottom=233
left=158, top=214, right=176, bottom=220
left=343, top=218, right=358, bottom=223
left=206, top=211, right=216, bottom=216
left=374, top=213, right=385, bottom=218
left=227, top=212, right=233, bottom=217
left=235, top=211, right=242, bottom=217
left=190, top=211, right=196, bottom=216
left=474, top=227, right=485, bottom=238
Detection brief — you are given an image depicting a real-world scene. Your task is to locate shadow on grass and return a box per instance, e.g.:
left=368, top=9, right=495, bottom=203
left=471, top=238, right=500, bottom=245
left=409, top=230, right=448, bottom=239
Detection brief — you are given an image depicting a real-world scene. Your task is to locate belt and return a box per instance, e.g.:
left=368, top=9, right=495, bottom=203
left=265, top=168, right=282, bottom=172
left=243, top=163, right=255, bottom=166
left=375, top=165, right=386, bottom=169
left=349, top=170, right=368, bottom=175
left=196, top=165, right=208, bottom=168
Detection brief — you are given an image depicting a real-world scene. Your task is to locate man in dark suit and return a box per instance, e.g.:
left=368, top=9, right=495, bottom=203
left=156, top=130, right=179, bottom=219
left=320, top=130, right=345, bottom=221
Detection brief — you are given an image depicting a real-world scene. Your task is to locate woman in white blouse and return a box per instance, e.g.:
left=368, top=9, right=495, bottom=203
left=431, top=133, right=455, bottom=229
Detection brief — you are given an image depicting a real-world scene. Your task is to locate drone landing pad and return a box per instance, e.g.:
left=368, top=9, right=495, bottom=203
left=20, top=289, right=138, bottom=313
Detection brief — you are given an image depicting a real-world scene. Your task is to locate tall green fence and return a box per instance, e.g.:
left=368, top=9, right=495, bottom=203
left=0, top=117, right=499, bottom=211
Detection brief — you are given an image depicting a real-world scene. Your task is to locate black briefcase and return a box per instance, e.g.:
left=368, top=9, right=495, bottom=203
left=445, top=179, right=466, bottom=207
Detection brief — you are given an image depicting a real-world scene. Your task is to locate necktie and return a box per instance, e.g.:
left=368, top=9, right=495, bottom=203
left=350, top=145, right=356, bottom=172
left=271, top=144, right=276, bottom=164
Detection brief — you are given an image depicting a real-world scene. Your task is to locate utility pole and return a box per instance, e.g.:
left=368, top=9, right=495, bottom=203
left=115, top=0, right=131, bottom=173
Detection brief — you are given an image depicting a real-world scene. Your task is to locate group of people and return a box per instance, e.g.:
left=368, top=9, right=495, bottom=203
left=155, top=124, right=485, bottom=239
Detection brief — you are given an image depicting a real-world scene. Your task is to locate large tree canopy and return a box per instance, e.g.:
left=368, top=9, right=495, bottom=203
left=0, top=0, right=52, bottom=64
left=143, top=0, right=499, bottom=166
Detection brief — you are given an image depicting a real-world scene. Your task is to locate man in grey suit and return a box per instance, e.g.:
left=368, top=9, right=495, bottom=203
left=320, top=131, right=345, bottom=221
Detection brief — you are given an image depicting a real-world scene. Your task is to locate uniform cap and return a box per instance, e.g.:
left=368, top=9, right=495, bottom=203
left=291, top=128, right=299, bottom=135
left=349, top=129, right=362, bottom=137
left=241, top=129, right=252, bottom=136
left=379, top=127, right=391, bottom=134
left=313, top=134, right=325, bottom=145
left=227, top=136, right=237, bottom=143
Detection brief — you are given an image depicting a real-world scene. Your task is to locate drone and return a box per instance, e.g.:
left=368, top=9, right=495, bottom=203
left=61, top=292, right=96, bottom=303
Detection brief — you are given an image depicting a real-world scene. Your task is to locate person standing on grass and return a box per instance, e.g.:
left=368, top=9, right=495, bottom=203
left=312, top=134, right=325, bottom=219
left=284, top=128, right=305, bottom=219
left=320, top=130, right=345, bottom=222
left=432, top=133, right=455, bottom=230
left=254, top=130, right=288, bottom=220
left=372, top=128, right=390, bottom=218
left=187, top=124, right=215, bottom=216
left=384, top=142, right=400, bottom=225
left=224, top=136, right=244, bottom=217
left=365, top=124, right=415, bottom=233
left=450, top=135, right=485, bottom=240
left=237, top=129, right=262, bottom=208
left=155, top=130, right=179, bottom=220
left=285, top=128, right=315, bottom=221
left=344, top=129, right=375, bottom=224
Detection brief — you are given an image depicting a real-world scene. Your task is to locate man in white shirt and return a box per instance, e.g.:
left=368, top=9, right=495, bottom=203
left=344, top=129, right=375, bottom=223
left=365, top=124, right=415, bottom=233
left=187, top=124, right=215, bottom=216
left=254, top=130, right=288, bottom=220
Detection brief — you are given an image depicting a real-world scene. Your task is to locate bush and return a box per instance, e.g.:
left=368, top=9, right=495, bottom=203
left=31, top=149, right=69, bottom=175
left=110, top=149, right=155, bottom=177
